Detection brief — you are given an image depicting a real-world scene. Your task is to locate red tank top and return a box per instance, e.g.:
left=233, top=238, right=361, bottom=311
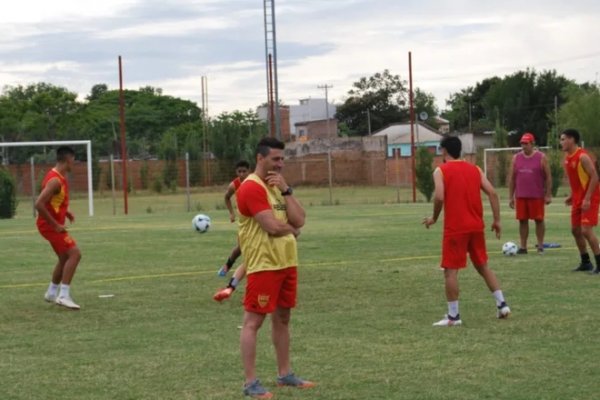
left=565, top=148, right=600, bottom=205
left=36, top=169, right=69, bottom=230
left=439, top=160, right=485, bottom=234
left=232, top=177, right=242, bottom=191
left=513, top=151, right=545, bottom=198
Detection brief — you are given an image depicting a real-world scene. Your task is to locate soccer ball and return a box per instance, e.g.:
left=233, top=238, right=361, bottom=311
left=502, top=241, right=518, bottom=256
left=192, top=214, right=211, bottom=233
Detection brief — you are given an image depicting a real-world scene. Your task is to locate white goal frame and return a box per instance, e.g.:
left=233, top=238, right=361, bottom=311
left=0, top=140, right=94, bottom=216
left=483, top=146, right=550, bottom=181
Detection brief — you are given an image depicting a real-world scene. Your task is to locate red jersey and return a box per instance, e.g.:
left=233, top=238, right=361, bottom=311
left=231, top=177, right=242, bottom=191
left=565, top=148, right=600, bottom=206
left=36, top=169, right=69, bottom=231
left=439, top=160, right=484, bottom=234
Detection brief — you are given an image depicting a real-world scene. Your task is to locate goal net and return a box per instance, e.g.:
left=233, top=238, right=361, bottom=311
left=0, top=140, right=94, bottom=217
left=483, top=146, right=550, bottom=188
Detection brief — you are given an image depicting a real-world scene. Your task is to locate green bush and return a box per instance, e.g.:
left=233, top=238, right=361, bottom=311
left=548, top=149, right=563, bottom=197
left=0, top=168, right=18, bottom=219
left=416, top=147, right=435, bottom=202
left=140, top=161, right=149, bottom=190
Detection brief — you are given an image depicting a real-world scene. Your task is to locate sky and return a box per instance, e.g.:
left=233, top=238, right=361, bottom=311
left=1, top=0, right=599, bottom=115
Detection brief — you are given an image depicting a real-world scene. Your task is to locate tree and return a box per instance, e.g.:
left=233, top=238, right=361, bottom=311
left=335, top=70, right=409, bottom=135
left=0, top=167, right=18, bottom=218
left=557, top=83, right=600, bottom=147
left=443, top=69, right=572, bottom=144
left=415, top=146, right=435, bottom=201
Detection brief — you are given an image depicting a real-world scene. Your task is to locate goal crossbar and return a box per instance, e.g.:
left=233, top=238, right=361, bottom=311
left=0, top=140, right=94, bottom=216
left=483, top=146, right=550, bottom=182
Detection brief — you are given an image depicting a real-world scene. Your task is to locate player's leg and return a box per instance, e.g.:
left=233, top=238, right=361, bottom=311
left=534, top=219, right=545, bottom=254
left=240, top=311, right=271, bottom=398
left=218, top=245, right=242, bottom=276
left=271, top=267, right=314, bottom=388
left=581, top=225, right=600, bottom=274
left=241, top=271, right=276, bottom=398
left=571, top=207, right=594, bottom=271
left=56, top=245, right=82, bottom=310
left=470, top=231, right=510, bottom=318
left=433, top=234, right=465, bottom=326
left=45, top=253, right=68, bottom=302
left=213, top=263, right=247, bottom=302
left=518, top=220, right=529, bottom=253
left=515, top=198, right=529, bottom=254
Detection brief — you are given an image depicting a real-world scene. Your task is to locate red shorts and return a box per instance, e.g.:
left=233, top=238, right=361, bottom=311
left=571, top=202, right=600, bottom=227
left=441, top=231, right=488, bottom=269
left=39, top=229, right=77, bottom=255
left=515, top=198, right=545, bottom=221
left=244, top=267, right=297, bottom=314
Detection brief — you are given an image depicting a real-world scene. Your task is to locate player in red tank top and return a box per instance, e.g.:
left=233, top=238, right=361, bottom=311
left=35, top=146, right=82, bottom=310
left=423, top=136, right=510, bottom=326
left=213, top=160, right=250, bottom=302
left=560, top=128, right=600, bottom=273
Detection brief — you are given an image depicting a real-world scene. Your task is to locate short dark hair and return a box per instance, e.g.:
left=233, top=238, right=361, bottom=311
left=235, top=160, right=250, bottom=169
left=439, top=136, right=461, bottom=159
left=56, top=146, right=75, bottom=162
left=562, top=128, right=580, bottom=144
left=256, top=137, right=284, bottom=157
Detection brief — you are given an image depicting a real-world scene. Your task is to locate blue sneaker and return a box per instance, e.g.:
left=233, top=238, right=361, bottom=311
left=243, top=379, right=272, bottom=399
left=276, top=372, right=316, bottom=388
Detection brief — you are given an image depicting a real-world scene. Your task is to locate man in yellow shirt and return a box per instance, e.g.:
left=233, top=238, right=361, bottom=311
left=236, top=137, right=314, bottom=398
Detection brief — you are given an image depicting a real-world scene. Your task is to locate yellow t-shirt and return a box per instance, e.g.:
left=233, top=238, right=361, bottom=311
left=237, top=173, right=298, bottom=275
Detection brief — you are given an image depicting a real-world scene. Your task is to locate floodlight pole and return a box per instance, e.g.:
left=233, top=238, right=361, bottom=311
left=118, top=55, right=129, bottom=215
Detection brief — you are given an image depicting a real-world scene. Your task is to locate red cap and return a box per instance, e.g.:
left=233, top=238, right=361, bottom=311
left=520, top=133, right=535, bottom=144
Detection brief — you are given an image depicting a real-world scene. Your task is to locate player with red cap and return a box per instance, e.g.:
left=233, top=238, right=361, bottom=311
left=507, top=132, right=552, bottom=254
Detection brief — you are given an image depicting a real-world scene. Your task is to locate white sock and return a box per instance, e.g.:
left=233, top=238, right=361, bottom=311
left=47, top=282, right=59, bottom=295
left=59, top=284, right=70, bottom=298
left=448, top=301, right=459, bottom=318
left=492, top=290, right=505, bottom=307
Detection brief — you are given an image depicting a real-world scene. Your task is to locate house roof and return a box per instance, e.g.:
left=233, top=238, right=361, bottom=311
left=372, top=122, right=444, bottom=144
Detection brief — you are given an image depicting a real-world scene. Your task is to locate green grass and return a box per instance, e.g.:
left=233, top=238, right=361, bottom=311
left=1, top=186, right=598, bottom=399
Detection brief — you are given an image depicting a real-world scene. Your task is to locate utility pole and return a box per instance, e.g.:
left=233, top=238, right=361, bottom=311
left=317, top=84, right=333, bottom=137
left=367, top=109, right=372, bottom=135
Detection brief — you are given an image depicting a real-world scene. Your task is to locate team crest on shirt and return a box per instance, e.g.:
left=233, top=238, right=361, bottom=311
left=257, top=294, right=270, bottom=308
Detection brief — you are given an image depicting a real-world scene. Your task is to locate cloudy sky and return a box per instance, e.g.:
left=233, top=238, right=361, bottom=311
left=1, top=0, right=599, bottom=115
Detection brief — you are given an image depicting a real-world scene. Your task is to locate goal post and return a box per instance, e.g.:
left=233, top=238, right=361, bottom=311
left=483, top=146, right=550, bottom=187
left=0, top=140, right=94, bottom=216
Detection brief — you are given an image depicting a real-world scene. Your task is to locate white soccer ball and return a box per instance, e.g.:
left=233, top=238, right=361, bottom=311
left=502, top=241, right=518, bottom=256
left=192, top=214, right=211, bottom=233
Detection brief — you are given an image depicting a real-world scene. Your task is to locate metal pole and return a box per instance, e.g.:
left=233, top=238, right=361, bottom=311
left=118, top=55, right=128, bottom=215
left=86, top=141, right=94, bottom=216
left=30, top=157, right=35, bottom=218
left=367, top=109, right=371, bottom=135
left=270, top=0, right=281, bottom=140
left=554, top=95, right=559, bottom=149
left=327, top=149, right=333, bottom=205
left=408, top=51, right=416, bottom=203
left=185, top=152, right=191, bottom=212
left=110, top=154, right=116, bottom=216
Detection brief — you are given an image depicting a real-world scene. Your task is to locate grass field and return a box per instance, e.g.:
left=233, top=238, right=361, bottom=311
left=2, top=186, right=599, bottom=400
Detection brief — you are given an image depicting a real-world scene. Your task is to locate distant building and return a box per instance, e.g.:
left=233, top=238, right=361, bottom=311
left=434, top=116, right=450, bottom=134
left=295, top=118, right=338, bottom=141
left=453, top=131, right=495, bottom=154
left=258, top=98, right=337, bottom=141
left=372, top=122, right=444, bottom=157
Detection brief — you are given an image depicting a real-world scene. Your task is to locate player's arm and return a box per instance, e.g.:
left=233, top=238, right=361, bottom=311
left=254, top=210, right=299, bottom=237
left=541, top=154, right=552, bottom=204
left=579, top=154, right=599, bottom=210
left=265, top=171, right=305, bottom=228
left=480, top=169, right=501, bottom=239
left=423, top=167, right=443, bottom=228
left=507, top=155, right=517, bottom=209
left=224, top=184, right=237, bottom=222
left=34, top=178, right=65, bottom=232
